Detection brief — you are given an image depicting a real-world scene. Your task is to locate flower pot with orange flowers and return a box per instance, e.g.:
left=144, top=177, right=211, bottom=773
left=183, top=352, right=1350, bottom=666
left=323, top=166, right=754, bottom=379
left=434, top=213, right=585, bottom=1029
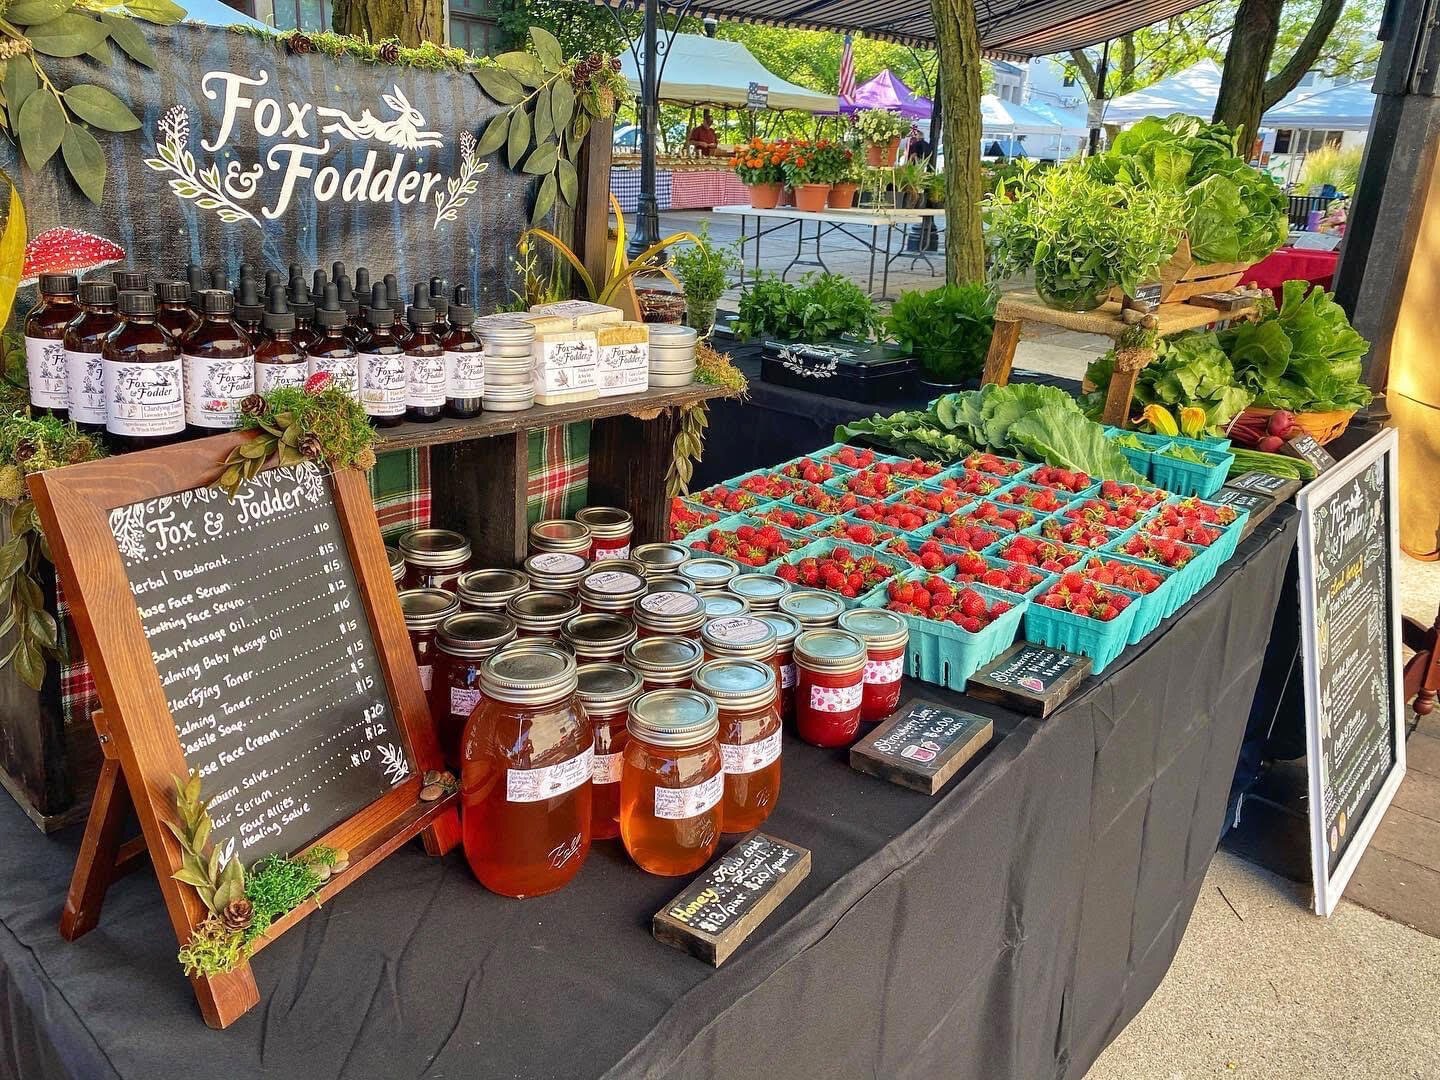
left=733, top=138, right=788, bottom=209
left=782, top=141, right=831, bottom=213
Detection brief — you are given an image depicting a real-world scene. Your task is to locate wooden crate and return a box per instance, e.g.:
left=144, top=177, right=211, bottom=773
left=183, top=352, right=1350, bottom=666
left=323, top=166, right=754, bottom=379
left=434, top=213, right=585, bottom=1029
left=1158, top=233, right=1251, bottom=303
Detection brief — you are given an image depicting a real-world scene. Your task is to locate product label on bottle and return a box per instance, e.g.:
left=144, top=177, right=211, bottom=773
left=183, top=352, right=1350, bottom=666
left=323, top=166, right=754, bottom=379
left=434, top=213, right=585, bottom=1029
left=25, top=337, right=69, bottom=409
left=638, top=591, right=699, bottom=617
left=418, top=663, right=432, bottom=691
left=529, top=552, right=585, bottom=574
left=592, top=750, right=624, bottom=785
left=781, top=662, right=797, bottom=689
left=449, top=686, right=482, bottom=718
left=506, top=746, right=594, bottom=803
left=103, top=358, right=185, bottom=437
left=255, top=361, right=308, bottom=393
left=406, top=351, right=447, bottom=408
left=182, top=352, right=254, bottom=428
left=593, top=543, right=632, bottom=561
left=721, top=729, right=781, bottom=775
left=533, top=361, right=597, bottom=394
left=808, top=682, right=863, bottom=713
left=585, top=570, right=643, bottom=595
left=445, top=348, right=484, bottom=397
left=309, top=355, right=359, bottom=398
left=64, top=349, right=107, bottom=425
left=706, top=617, right=770, bottom=646
left=863, top=657, right=904, bottom=685
left=653, top=771, right=723, bottom=820
left=359, top=352, right=406, bottom=416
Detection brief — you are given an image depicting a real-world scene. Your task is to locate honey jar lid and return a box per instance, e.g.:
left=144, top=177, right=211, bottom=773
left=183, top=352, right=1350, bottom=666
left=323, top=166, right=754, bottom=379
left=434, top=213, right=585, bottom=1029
left=398, top=588, right=460, bottom=630
left=575, top=663, right=644, bottom=712
left=481, top=645, right=577, bottom=704
left=506, top=590, right=580, bottom=627
left=837, top=608, right=909, bottom=651
left=458, top=568, right=529, bottom=605
left=438, top=612, right=517, bottom=658
left=624, top=634, right=704, bottom=676
left=632, top=542, right=690, bottom=575
left=678, top=557, right=740, bottom=589
left=693, top=658, right=776, bottom=712
left=702, top=591, right=749, bottom=617
left=628, top=688, right=718, bottom=747
left=574, top=506, right=632, bottom=538
left=700, top=616, right=777, bottom=659
left=728, top=573, right=791, bottom=607
left=777, top=589, right=846, bottom=627
left=561, top=613, right=637, bottom=650
left=398, top=528, right=472, bottom=567
left=757, top=611, right=801, bottom=649
left=794, top=629, right=867, bottom=673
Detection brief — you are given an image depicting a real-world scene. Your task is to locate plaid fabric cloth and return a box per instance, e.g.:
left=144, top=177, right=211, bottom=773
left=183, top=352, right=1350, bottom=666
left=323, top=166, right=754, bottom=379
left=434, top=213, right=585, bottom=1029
left=528, top=423, right=590, bottom=524
left=668, top=170, right=749, bottom=210
left=370, top=448, right=431, bottom=543
left=609, top=168, right=673, bottom=214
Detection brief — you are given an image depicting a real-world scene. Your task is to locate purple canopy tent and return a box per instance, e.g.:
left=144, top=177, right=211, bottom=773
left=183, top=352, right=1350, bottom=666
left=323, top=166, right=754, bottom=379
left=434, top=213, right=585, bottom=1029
left=839, top=69, right=933, bottom=118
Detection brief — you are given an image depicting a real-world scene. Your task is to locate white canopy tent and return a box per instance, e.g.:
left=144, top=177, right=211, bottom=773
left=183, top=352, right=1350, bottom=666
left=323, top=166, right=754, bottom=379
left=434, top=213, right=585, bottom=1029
left=1263, top=79, right=1377, bottom=131
left=619, top=34, right=838, bottom=114
left=980, top=95, right=1065, bottom=136
left=1099, top=59, right=1222, bottom=125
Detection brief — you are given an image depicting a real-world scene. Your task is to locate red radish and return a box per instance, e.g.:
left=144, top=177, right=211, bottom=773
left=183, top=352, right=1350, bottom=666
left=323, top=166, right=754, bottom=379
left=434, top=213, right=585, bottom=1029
left=1267, top=411, right=1296, bottom=437
left=1256, top=435, right=1284, bottom=453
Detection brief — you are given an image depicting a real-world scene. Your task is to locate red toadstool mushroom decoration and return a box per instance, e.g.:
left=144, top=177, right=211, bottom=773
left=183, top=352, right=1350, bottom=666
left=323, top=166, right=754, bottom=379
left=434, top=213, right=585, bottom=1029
left=20, top=227, right=125, bottom=288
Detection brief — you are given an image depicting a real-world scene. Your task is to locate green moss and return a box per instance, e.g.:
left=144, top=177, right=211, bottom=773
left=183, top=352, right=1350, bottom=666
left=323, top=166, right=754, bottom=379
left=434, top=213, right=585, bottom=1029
left=226, top=26, right=488, bottom=72
left=237, top=387, right=375, bottom=472
left=178, top=917, right=248, bottom=978
left=242, top=854, right=323, bottom=942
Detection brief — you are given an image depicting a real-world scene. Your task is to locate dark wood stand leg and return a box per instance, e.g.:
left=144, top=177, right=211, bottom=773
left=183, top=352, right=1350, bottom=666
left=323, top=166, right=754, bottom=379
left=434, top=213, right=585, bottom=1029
left=59, top=751, right=130, bottom=941
left=431, top=432, right=529, bottom=567
left=590, top=407, right=682, bottom=546
left=982, top=318, right=1022, bottom=386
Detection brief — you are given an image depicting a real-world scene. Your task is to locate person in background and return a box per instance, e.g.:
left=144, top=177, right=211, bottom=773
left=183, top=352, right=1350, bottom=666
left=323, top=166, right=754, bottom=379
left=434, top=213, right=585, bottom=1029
left=687, top=110, right=719, bottom=156
left=908, top=133, right=934, bottom=166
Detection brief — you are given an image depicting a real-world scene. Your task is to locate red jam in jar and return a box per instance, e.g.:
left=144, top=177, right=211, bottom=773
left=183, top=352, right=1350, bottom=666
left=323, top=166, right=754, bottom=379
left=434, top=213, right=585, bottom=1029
left=838, top=608, right=909, bottom=723
left=432, top=611, right=516, bottom=771
left=398, top=588, right=461, bottom=696
left=620, top=689, right=723, bottom=875
left=560, top=613, right=637, bottom=664
left=461, top=645, right=592, bottom=897
left=633, top=588, right=707, bottom=639
left=755, top=611, right=800, bottom=724
left=794, top=629, right=868, bottom=747
left=693, top=659, right=782, bottom=833
left=399, top=528, right=472, bottom=591
left=506, top=590, right=580, bottom=639
left=575, top=506, right=634, bottom=562
left=624, top=635, right=705, bottom=691
left=576, top=663, right=643, bottom=841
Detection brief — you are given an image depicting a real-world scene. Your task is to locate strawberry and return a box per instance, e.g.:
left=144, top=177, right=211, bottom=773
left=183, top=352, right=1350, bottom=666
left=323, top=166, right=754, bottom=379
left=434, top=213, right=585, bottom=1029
left=936, top=469, right=1003, bottom=497
left=778, top=456, right=836, bottom=483
left=998, top=536, right=1084, bottom=570
left=1037, top=579, right=1132, bottom=621
left=958, top=589, right=986, bottom=617
left=788, top=482, right=871, bottom=515
left=1030, top=465, right=1093, bottom=493
left=994, top=484, right=1066, bottom=513
left=962, top=452, right=1027, bottom=477
left=670, top=497, right=721, bottom=540
left=827, top=446, right=878, bottom=470
left=776, top=563, right=800, bottom=582
left=1040, top=518, right=1114, bottom=549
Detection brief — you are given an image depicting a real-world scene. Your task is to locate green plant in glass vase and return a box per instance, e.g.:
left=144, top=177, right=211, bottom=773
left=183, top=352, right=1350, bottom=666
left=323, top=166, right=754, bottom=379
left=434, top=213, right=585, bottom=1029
left=885, top=283, right=996, bottom=385
left=670, top=224, right=740, bottom=337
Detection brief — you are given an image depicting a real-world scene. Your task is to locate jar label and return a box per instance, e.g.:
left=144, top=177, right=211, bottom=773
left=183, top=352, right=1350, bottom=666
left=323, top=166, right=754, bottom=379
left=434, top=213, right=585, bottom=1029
left=309, top=355, right=359, bottom=398
left=103, top=358, right=185, bottom=436
left=721, top=729, right=781, bottom=775
left=863, top=657, right=904, bottom=685
left=360, top=352, right=407, bottom=416
left=781, top=662, right=797, bottom=689
left=406, top=351, right=447, bottom=407
left=507, top=746, right=594, bottom=803
left=418, top=664, right=433, bottom=691
left=653, top=771, right=723, bottom=820
left=592, top=750, right=624, bottom=785
left=593, top=544, right=632, bottom=562
left=449, top=686, right=482, bottom=718
left=586, top=570, right=643, bottom=594
left=64, top=349, right=106, bottom=425
left=183, top=352, right=255, bottom=428
left=25, top=337, right=68, bottom=409
left=530, top=552, right=585, bottom=574
left=445, top=348, right=485, bottom=396
left=639, top=591, right=698, bottom=616
left=255, top=361, right=308, bottom=393
left=808, top=683, right=863, bottom=713
left=707, top=617, right=768, bottom=645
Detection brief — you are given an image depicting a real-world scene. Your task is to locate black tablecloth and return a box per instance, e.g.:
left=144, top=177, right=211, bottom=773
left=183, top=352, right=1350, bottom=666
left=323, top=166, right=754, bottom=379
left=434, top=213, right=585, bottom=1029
left=0, top=513, right=1296, bottom=1080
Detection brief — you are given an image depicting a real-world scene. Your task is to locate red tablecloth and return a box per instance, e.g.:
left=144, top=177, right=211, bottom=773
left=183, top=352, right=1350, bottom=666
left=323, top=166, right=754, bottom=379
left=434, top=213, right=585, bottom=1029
left=1241, top=245, right=1340, bottom=298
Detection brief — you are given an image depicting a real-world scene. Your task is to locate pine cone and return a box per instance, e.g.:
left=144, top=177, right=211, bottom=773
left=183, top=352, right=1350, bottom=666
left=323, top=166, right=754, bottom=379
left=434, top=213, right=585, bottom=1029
left=378, top=40, right=401, bottom=64
left=12, top=439, right=36, bottom=464
left=220, top=899, right=253, bottom=932
left=287, top=32, right=315, bottom=55
left=67, top=436, right=96, bottom=464
left=299, top=434, right=324, bottom=461
left=239, top=393, right=267, bottom=417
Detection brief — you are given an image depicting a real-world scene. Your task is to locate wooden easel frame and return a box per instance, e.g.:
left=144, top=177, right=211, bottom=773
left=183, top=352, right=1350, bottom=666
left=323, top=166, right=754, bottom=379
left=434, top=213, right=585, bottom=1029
left=29, top=432, right=459, bottom=1029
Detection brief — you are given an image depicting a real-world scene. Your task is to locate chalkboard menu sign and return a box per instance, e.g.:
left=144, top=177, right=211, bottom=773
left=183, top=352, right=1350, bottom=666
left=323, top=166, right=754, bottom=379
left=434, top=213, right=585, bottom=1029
left=109, top=464, right=410, bottom=864
left=1296, top=429, right=1406, bottom=916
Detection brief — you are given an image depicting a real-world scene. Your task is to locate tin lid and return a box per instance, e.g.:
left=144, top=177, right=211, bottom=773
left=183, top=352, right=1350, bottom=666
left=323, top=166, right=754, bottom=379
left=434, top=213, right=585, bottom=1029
left=530, top=519, right=591, bottom=552
left=634, top=589, right=705, bottom=627
left=458, top=568, right=529, bottom=607
left=794, top=629, right=867, bottom=673
left=399, top=528, right=472, bottom=568
left=483, top=384, right=535, bottom=398
left=627, top=689, right=718, bottom=748
left=574, top=506, right=633, bottom=539
left=624, top=635, right=704, bottom=678
left=777, top=589, right=846, bottom=628
left=728, top=573, right=791, bottom=608
left=579, top=569, right=647, bottom=604
left=523, top=551, right=589, bottom=587
left=701, top=616, right=777, bottom=659
left=702, top=591, right=749, bottom=617
left=506, top=590, right=580, bottom=628
left=647, top=576, right=697, bottom=595
left=398, top=588, right=461, bottom=631
left=438, top=612, right=517, bottom=658
left=596, top=558, right=649, bottom=580
left=561, top=613, right=637, bottom=654
left=648, top=323, right=699, bottom=346
left=693, top=658, right=777, bottom=712
left=480, top=645, right=577, bottom=704
left=757, top=611, right=801, bottom=650
left=632, top=542, right=690, bottom=576
left=497, top=637, right=575, bottom=659
left=678, top=557, right=740, bottom=590
left=837, top=608, right=909, bottom=651
left=385, top=545, right=404, bottom=581
left=475, top=315, right=536, bottom=344
left=575, top=663, right=644, bottom=713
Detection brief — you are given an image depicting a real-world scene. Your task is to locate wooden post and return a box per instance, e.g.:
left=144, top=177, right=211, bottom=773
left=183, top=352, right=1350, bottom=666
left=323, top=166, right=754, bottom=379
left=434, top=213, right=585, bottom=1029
left=589, top=407, right=683, bottom=546
left=573, top=114, right=616, bottom=291
left=981, top=317, right=1022, bottom=386
left=430, top=432, right=530, bottom=567
left=1100, top=346, right=1156, bottom=427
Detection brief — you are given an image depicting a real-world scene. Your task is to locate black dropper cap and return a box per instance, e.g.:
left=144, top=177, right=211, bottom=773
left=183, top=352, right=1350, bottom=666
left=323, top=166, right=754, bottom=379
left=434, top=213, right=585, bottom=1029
left=114, top=269, right=147, bottom=292
left=288, top=263, right=305, bottom=287
left=39, top=273, right=77, bottom=295
left=186, top=265, right=207, bottom=306
left=289, top=276, right=314, bottom=320
left=408, top=283, right=435, bottom=329
left=154, top=280, right=189, bottom=304
left=81, top=281, right=118, bottom=307
left=201, top=288, right=234, bottom=316
left=262, top=288, right=295, bottom=332
left=354, top=267, right=371, bottom=296
left=429, top=277, right=448, bottom=300
left=312, top=268, right=328, bottom=301
left=239, top=263, right=256, bottom=284
left=332, top=260, right=346, bottom=284
left=429, top=277, right=449, bottom=322
left=118, top=288, right=155, bottom=316
left=234, top=278, right=263, bottom=324
left=383, top=273, right=402, bottom=311
left=210, top=268, right=230, bottom=292
left=316, top=283, right=349, bottom=329
left=264, top=269, right=284, bottom=299
left=449, top=285, right=475, bottom=326
left=365, top=282, right=395, bottom=328
left=335, top=273, right=360, bottom=320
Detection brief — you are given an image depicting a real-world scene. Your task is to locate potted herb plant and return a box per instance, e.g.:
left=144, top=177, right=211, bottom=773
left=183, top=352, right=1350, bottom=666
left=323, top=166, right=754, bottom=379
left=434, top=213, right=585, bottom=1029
left=923, top=170, right=945, bottom=208
left=670, top=224, right=740, bottom=337
left=782, top=140, right=832, bottom=213
left=885, top=283, right=996, bottom=387
left=733, top=138, right=787, bottom=209
left=890, top=162, right=927, bottom=209
left=856, top=108, right=910, bottom=167
left=735, top=272, right=880, bottom=344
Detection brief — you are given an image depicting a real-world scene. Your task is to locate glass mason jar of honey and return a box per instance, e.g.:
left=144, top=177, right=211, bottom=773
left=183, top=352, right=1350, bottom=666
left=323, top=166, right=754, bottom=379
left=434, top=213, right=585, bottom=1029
left=794, top=629, right=868, bottom=748
left=399, top=529, right=472, bottom=591
left=632, top=542, right=691, bottom=580
left=702, top=591, right=750, bottom=618
left=398, top=588, right=461, bottom=694
left=529, top=518, right=591, bottom=557
left=693, top=659, right=782, bottom=834
left=632, top=589, right=706, bottom=639
left=700, top=617, right=781, bottom=706
left=506, top=591, right=580, bottom=639
left=433, top=611, right=516, bottom=770
left=778, top=589, right=846, bottom=630
left=620, top=690, right=723, bottom=876
left=678, top=557, right=741, bottom=593
left=461, top=646, right=592, bottom=897
left=561, top=613, right=636, bottom=664
left=523, top=552, right=589, bottom=595
left=838, top=608, right=910, bottom=723
left=755, top=611, right=801, bottom=724
left=576, top=662, right=643, bottom=841
left=458, top=568, right=529, bottom=613
left=578, top=567, right=647, bottom=615
left=728, top=573, right=791, bottom=611
left=624, top=635, right=704, bottom=691
left=574, top=507, right=633, bottom=562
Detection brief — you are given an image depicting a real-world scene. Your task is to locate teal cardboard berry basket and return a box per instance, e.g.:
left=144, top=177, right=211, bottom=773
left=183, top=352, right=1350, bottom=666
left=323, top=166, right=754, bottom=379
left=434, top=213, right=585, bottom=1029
left=681, top=512, right=812, bottom=573
left=1148, top=446, right=1236, bottom=499
left=669, top=497, right=724, bottom=541
left=1023, top=583, right=1142, bottom=675
left=1101, top=526, right=1209, bottom=616
left=774, top=537, right=912, bottom=609
left=948, top=454, right=1034, bottom=481
left=1103, top=428, right=1173, bottom=480
left=926, top=467, right=1011, bottom=502
left=1078, top=551, right=1179, bottom=644
left=802, top=509, right=904, bottom=547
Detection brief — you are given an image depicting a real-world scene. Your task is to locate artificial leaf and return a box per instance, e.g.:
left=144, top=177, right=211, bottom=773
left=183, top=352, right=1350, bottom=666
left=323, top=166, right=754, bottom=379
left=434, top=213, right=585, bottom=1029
left=86, top=36, right=112, bottom=64
left=529, top=26, right=564, bottom=72
left=495, top=51, right=544, bottom=87
left=122, top=0, right=186, bottom=23
left=26, top=12, right=110, bottom=57
left=0, top=179, right=27, bottom=332
left=192, top=813, right=211, bottom=855
left=523, top=142, right=557, bottom=176
left=62, top=84, right=140, bottom=131
left=2, top=57, right=39, bottom=125
left=277, top=442, right=303, bottom=467
left=171, top=867, right=211, bottom=889
left=474, top=67, right=524, bottom=106
left=550, top=79, right=575, bottom=134
left=533, top=83, right=553, bottom=144
left=531, top=172, right=556, bottom=224
left=14, top=640, right=43, bottom=689
left=7, top=0, right=73, bottom=25
left=26, top=607, right=56, bottom=649
left=219, top=465, right=241, bottom=491
left=101, top=12, right=157, bottom=67
left=17, top=91, right=64, bottom=171
left=506, top=106, right=530, bottom=169
left=60, top=122, right=105, bottom=203
left=0, top=537, right=25, bottom=580
left=556, top=157, right=578, bottom=206
left=475, top=111, right=508, bottom=156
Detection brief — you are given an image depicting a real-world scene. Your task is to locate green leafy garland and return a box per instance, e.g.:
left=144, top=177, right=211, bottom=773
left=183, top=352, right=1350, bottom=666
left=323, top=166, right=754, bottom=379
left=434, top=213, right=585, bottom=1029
left=217, top=378, right=376, bottom=498
left=665, top=345, right=747, bottom=499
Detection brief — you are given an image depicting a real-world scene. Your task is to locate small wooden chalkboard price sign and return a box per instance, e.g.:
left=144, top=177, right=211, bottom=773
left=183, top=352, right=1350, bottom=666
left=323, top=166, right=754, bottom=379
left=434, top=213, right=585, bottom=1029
left=1212, top=487, right=1276, bottom=538
left=28, top=433, right=458, bottom=1028
left=653, top=832, right=810, bottom=965
left=1281, top=432, right=1338, bottom=475
left=1228, top=469, right=1303, bottom=503
left=849, top=698, right=993, bottom=794
left=966, top=642, right=1091, bottom=717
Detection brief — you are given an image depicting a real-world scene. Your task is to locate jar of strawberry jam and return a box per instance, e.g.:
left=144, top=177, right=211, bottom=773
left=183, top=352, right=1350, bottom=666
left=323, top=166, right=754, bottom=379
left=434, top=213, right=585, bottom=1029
left=461, top=645, right=592, bottom=897
left=620, top=689, right=723, bottom=876
left=561, top=613, right=636, bottom=663
left=506, top=591, right=580, bottom=639
left=576, top=662, right=643, bottom=841
left=433, top=611, right=516, bottom=770
left=700, top=617, right=781, bottom=707
left=398, top=588, right=461, bottom=694
left=624, top=635, right=704, bottom=690
left=529, top=519, right=591, bottom=557
left=755, top=611, right=800, bottom=723
left=458, top=568, right=529, bottom=613
left=578, top=567, right=647, bottom=615
left=794, top=629, right=867, bottom=748
left=632, top=589, right=706, bottom=639
left=778, top=589, right=845, bottom=630
left=728, top=573, right=791, bottom=611
left=677, top=557, right=741, bottom=593
left=575, top=507, right=633, bottom=562
left=522, top=552, right=589, bottom=595
left=702, top=591, right=750, bottom=618
left=838, top=608, right=909, bottom=724
left=399, top=529, right=472, bottom=591
left=693, top=659, right=781, bottom=834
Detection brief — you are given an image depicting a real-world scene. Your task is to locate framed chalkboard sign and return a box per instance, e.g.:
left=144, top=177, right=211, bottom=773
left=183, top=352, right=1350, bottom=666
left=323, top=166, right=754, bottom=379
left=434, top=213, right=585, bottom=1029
left=30, top=433, right=457, bottom=1027
left=1296, top=428, right=1405, bottom=916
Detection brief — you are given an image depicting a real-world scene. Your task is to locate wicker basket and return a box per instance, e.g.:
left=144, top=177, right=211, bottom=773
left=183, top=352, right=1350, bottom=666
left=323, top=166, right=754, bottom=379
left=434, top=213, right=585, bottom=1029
left=1240, top=405, right=1356, bottom=446
left=636, top=288, right=686, bottom=324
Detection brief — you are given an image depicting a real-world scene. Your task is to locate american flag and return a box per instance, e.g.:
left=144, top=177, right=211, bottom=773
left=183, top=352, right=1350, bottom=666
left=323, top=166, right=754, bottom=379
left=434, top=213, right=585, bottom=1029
left=838, top=33, right=856, bottom=101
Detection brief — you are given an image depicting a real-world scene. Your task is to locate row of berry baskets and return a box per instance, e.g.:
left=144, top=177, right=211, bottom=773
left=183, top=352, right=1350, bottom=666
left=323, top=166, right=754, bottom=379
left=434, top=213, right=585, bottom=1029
left=672, top=445, right=1248, bottom=683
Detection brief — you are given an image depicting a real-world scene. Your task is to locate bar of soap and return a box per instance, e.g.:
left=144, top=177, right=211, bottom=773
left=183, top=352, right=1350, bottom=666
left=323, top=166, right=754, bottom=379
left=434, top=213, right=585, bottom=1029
left=529, top=300, right=625, bottom=329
